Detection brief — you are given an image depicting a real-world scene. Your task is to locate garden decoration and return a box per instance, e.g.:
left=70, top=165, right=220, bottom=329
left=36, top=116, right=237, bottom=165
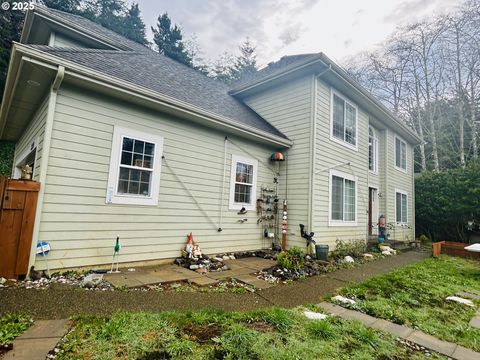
left=35, top=241, right=51, bottom=278
left=378, top=215, right=386, bottom=243
left=299, top=224, right=315, bottom=255
left=108, top=235, right=121, bottom=273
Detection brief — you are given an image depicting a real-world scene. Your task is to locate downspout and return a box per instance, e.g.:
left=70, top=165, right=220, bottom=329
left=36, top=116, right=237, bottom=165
left=411, top=146, right=415, bottom=241
left=28, top=66, right=65, bottom=271
left=308, top=66, right=331, bottom=233
left=384, top=129, right=389, bottom=225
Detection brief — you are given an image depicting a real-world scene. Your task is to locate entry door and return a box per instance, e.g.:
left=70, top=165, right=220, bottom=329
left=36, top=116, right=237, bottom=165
left=368, top=188, right=378, bottom=235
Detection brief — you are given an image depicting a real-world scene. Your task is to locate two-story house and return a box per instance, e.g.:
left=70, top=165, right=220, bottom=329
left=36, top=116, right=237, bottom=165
left=0, top=6, right=420, bottom=271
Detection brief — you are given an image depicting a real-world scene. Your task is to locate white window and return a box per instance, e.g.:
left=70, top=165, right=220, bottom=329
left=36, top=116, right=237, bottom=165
left=106, top=126, right=163, bottom=206
left=331, top=91, right=357, bottom=149
left=329, top=170, right=357, bottom=225
left=229, top=154, right=258, bottom=211
left=369, top=126, right=378, bottom=173
left=395, top=190, right=408, bottom=224
left=395, top=135, right=407, bottom=171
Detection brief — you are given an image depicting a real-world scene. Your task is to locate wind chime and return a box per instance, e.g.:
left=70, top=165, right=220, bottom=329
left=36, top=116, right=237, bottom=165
left=108, top=235, right=121, bottom=273
left=282, top=200, right=287, bottom=251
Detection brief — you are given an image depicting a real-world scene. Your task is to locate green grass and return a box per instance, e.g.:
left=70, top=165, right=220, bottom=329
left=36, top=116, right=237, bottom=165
left=0, top=313, right=33, bottom=346
left=54, top=307, right=446, bottom=359
left=338, top=255, right=480, bottom=351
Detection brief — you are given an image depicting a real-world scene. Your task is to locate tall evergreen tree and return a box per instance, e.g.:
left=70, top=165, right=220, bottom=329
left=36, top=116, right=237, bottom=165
left=120, top=3, right=147, bottom=45
left=41, top=0, right=81, bottom=13
left=230, top=39, right=257, bottom=81
left=152, top=13, right=192, bottom=66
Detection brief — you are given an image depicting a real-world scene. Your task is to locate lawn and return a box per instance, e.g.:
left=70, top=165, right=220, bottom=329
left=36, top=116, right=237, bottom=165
left=338, top=255, right=480, bottom=351
left=54, top=307, right=444, bottom=359
left=0, top=313, right=33, bottom=354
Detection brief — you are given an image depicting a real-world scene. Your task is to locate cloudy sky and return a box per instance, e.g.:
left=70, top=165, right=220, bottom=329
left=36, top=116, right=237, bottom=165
left=135, top=0, right=461, bottom=67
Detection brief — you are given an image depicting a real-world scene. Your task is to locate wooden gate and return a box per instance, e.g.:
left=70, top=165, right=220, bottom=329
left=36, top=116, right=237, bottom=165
left=0, top=178, right=40, bottom=279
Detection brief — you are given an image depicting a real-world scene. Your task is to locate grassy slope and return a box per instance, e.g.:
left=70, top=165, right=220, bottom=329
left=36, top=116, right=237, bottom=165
left=55, top=307, right=444, bottom=359
left=339, top=255, right=480, bottom=351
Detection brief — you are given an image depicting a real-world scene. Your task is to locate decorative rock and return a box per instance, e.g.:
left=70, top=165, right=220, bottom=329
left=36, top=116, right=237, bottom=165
left=344, top=256, right=355, bottom=263
left=304, top=311, right=328, bottom=320
left=222, top=255, right=230, bottom=261
left=446, top=296, right=474, bottom=307
left=332, top=295, right=356, bottom=305
left=363, top=253, right=374, bottom=259
left=382, top=250, right=393, bottom=256
left=189, top=265, right=200, bottom=270
left=214, top=257, right=223, bottom=262
left=0, top=277, right=6, bottom=285
left=229, top=255, right=236, bottom=260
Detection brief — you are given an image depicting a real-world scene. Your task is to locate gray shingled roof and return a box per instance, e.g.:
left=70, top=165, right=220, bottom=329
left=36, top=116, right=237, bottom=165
left=32, top=7, right=287, bottom=140
left=29, top=45, right=287, bottom=139
left=232, top=54, right=320, bottom=90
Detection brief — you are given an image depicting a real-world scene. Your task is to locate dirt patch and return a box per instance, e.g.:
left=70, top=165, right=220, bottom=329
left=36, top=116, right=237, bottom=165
left=183, top=324, right=223, bottom=343
left=245, top=321, right=276, bottom=333
left=1, top=344, right=13, bottom=357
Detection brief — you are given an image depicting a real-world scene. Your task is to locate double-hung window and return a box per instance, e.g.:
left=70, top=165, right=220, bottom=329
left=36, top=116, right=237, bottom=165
left=395, top=190, right=408, bottom=224
left=106, top=126, right=163, bottom=206
left=329, top=170, right=357, bottom=225
left=331, top=91, right=357, bottom=149
left=369, top=126, right=378, bottom=173
left=395, top=135, right=407, bottom=171
left=229, top=155, right=258, bottom=211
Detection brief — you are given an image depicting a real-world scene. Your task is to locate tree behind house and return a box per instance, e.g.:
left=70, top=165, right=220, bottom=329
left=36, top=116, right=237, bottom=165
left=152, top=13, right=192, bottom=67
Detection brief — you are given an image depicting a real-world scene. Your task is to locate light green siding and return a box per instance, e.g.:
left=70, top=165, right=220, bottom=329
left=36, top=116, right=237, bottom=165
left=385, top=129, right=415, bottom=241
left=35, top=84, right=279, bottom=270
left=243, top=76, right=313, bottom=248
left=49, top=32, right=88, bottom=48
left=12, top=96, right=49, bottom=181
left=312, top=79, right=369, bottom=245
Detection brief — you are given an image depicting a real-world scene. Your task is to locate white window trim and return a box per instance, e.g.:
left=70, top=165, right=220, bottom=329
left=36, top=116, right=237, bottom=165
left=369, top=125, right=379, bottom=175
left=330, top=89, right=358, bottom=151
left=394, top=135, right=408, bottom=173
left=328, top=169, right=358, bottom=226
left=395, top=189, right=408, bottom=225
left=106, top=126, right=164, bottom=206
left=229, top=154, right=258, bottom=211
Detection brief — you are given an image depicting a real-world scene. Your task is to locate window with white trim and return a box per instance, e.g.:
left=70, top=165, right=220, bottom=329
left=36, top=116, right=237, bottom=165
left=395, top=190, right=408, bottom=224
left=106, top=126, right=163, bottom=206
left=369, top=126, right=378, bottom=173
left=395, top=136, right=407, bottom=171
left=330, top=170, right=357, bottom=225
left=331, top=91, right=357, bottom=148
left=229, top=155, right=257, bottom=211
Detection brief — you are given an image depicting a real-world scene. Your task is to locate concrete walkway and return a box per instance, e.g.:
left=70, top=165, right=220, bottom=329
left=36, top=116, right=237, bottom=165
left=104, top=257, right=276, bottom=289
left=3, top=320, right=70, bottom=360
left=319, top=302, right=480, bottom=360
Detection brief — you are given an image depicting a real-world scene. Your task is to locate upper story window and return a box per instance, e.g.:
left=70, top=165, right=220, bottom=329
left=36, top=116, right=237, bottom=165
left=329, top=169, right=357, bottom=226
left=369, top=126, right=378, bottom=173
left=331, top=91, right=357, bottom=150
left=395, top=190, right=408, bottom=224
left=395, top=135, right=407, bottom=172
left=229, top=155, right=258, bottom=211
left=106, top=126, right=163, bottom=206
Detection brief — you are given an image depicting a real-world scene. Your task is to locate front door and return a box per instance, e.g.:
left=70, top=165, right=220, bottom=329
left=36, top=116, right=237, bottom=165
left=368, top=188, right=378, bottom=235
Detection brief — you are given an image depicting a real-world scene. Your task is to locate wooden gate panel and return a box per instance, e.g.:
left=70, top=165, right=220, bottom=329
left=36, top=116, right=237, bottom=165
left=0, top=178, right=40, bottom=279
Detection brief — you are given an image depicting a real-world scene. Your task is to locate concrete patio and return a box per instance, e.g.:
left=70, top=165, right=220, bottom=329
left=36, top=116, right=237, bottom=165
left=104, top=257, right=276, bottom=289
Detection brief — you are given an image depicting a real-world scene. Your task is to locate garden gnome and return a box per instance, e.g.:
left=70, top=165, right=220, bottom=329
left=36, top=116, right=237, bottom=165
left=378, top=215, right=386, bottom=244
left=21, top=164, right=32, bottom=180
left=185, top=233, right=194, bottom=258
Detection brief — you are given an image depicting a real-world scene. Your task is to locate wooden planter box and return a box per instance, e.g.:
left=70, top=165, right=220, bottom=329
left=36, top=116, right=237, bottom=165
left=432, top=241, right=480, bottom=260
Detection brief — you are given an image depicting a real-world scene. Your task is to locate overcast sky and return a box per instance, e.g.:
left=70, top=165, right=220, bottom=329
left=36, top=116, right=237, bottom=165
left=135, top=0, right=462, bottom=67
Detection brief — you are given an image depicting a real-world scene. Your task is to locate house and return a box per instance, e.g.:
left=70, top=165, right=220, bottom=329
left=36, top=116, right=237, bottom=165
left=0, top=6, right=420, bottom=271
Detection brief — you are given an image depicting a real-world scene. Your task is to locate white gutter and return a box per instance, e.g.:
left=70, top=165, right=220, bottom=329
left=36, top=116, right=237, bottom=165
left=13, top=44, right=292, bottom=148
left=28, top=65, right=65, bottom=271
left=0, top=56, right=24, bottom=137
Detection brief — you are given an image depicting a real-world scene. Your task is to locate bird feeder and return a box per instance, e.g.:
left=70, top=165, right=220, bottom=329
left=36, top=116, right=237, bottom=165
left=270, top=152, right=285, bottom=161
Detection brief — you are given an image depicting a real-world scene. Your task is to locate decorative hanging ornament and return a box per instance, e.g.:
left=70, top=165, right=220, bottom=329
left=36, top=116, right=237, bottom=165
left=270, top=152, right=285, bottom=161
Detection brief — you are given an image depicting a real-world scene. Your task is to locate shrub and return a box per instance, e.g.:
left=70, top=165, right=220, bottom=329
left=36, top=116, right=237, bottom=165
left=276, top=246, right=304, bottom=270
left=0, top=313, right=33, bottom=346
left=419, top=234, right=430, bottom=244
left=330, top=239, right=366, bottom=259
left=0, top=141, right=14, bottom=177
